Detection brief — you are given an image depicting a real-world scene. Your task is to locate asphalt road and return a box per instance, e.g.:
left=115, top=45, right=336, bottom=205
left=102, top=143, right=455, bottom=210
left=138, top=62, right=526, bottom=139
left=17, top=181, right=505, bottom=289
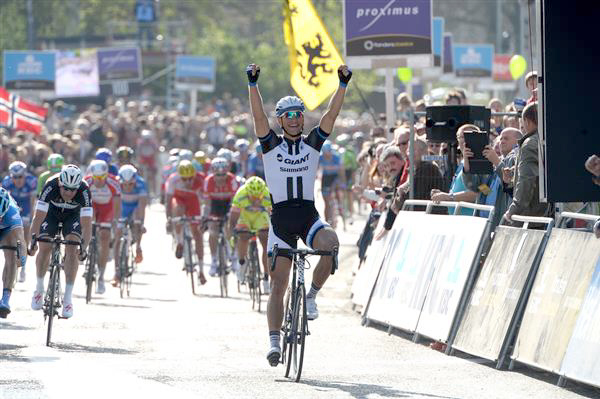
left=1, top=203, right=599, bottom=399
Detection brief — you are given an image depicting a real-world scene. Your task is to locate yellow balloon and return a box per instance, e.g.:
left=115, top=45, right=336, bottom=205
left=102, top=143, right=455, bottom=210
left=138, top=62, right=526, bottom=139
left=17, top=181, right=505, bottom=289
left=509, top=55, right=527, bottom=80
left=397, top=67, right=412, bottom=83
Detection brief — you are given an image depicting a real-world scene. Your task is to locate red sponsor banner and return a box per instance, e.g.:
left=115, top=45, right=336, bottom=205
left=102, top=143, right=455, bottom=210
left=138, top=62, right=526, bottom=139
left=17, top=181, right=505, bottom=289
left=0, top=87, right=47, bottom=134
left=493, top=54, right=512, bottom=82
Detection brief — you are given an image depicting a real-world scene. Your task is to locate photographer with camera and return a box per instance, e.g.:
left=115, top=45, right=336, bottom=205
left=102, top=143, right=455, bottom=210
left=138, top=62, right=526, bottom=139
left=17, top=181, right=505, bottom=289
left=459, top=125, right=522, bottom=228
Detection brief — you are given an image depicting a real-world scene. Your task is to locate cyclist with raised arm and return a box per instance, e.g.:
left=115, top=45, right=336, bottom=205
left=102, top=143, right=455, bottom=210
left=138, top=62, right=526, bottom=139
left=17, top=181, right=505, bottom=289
left=0, top=188, right=27, bottom=318
left=2, top=161, right=36, bottom=282
left=84, top=160, right=121, bottom=293
left=29, top=165, right=92, bottom=319
left=118, top=165, right=148, bottom=264
left=246, top=62, right=351, bottom=366
left=165, top=160, right=207, bottom=285
left=228, top=176, right=271, bottom=293
left=203, top=157, right=239, bottom=277
left=37, top=154, right=63, bottom=197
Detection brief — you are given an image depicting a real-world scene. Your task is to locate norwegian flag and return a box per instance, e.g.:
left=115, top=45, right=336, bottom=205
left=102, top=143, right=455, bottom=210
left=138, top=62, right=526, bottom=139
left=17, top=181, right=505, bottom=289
left=0, top=87, right=48, bottom=135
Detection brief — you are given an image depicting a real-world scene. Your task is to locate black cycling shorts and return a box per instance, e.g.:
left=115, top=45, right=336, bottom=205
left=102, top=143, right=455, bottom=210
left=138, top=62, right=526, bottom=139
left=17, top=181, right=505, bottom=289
left=210, top=200, right=231, bottom=218
left=39, top=210, right=82, bottom=239
left=268, top=200, right=328, bottom=258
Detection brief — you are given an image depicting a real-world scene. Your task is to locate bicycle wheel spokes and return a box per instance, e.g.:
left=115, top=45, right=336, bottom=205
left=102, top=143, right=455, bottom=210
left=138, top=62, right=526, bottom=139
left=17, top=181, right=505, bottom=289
left=282, top=290, right=293, bottom=378
left=291, top=285, right=307, bottom=382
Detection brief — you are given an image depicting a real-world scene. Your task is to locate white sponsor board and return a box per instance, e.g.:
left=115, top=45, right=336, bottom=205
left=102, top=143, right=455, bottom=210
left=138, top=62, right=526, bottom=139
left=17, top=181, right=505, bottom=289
left=366, top=211, right=487, bottom=341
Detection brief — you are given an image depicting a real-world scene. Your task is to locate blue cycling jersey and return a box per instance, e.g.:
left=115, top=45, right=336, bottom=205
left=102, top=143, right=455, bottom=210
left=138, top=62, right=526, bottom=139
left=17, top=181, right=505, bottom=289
left=320, top=152, right=342, bottom=176
left=121, top=175, right=148, bottom=219
left=247, top=153, right=265, bottom=179
left=2, top=174, right=36, bottom=217
left=0, top=197, right=23, bottom=231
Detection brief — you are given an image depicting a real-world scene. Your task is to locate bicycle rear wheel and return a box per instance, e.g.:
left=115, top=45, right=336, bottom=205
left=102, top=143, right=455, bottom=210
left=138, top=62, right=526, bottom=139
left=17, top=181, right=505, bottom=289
left=85, top=240, right=96, bottom=304
left=46, top=265, right=59, bottom=347
left=290, top=284, right=307, bottom=382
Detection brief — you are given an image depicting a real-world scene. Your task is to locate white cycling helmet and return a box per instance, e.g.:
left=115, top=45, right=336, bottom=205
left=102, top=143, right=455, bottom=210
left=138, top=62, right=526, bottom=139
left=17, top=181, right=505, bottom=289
left=89, top=160, right=108, bottom=177
left=59, top=164, right=83, bottom=189
left=0, top=187, right=11, bottom=218
left=216, top=148, right=233, bottom=163
left=168, top=155, right=180, bottom=166
left=118, top=164, right=137, bottom=183
left=179, top=149, right=194, bottom=161
left=8, top=161, right=27, bottom=177
left=211, top=157, right=228, bottom=174
left=235, top=139, right=250, bottom=152
left=275, top=96, right=305, bottom=117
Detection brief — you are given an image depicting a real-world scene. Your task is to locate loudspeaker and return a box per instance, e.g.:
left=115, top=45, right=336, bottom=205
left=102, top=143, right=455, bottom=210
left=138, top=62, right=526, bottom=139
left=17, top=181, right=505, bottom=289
left=537, top=0, right=600, bottom=202
left=425, top=105, right=490, bottom=143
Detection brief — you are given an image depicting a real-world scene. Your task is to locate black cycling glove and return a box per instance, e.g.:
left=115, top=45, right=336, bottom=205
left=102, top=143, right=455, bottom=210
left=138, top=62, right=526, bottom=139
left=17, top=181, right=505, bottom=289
left=246, top=65, right=260, bottom=85
left=338, top=66, right=352, bottom=87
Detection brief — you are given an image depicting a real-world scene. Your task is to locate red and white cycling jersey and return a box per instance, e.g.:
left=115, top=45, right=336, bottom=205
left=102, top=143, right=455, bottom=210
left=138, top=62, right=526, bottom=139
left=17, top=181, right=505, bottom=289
left=137, top=137, right=159, bottom=166
left=166, top=172, right=205, bottom=202
left=203, top=173, right=238, bottom=201
left=84, top=175, right=121, bottom=206
left=84, top=175, right=121, bottom=223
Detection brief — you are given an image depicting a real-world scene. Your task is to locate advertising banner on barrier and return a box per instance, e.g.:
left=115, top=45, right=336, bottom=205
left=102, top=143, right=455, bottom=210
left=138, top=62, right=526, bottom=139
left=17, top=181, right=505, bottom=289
left=351, top=215, right=389, bottom=309
left=453, top=44, right=493, bottom=78
left=97, top=47, right=142, bottom=83
left=559, top=256, right=600, bottom=388
left=432, top=17, right=444, bottom=67
left=55, top=49, right=100, bottom=98
left=343, top=0, right=432, bottom=68
left=442, top=34, right=453, bottom=74
left=175, top=55, right=216, bottom=92
left=452, top=227, right=546, bottom=362
left=511, top=229, right=600, bottom=373
left=3, top=51, right=56, bottom=92
left=366, top=212, right=486, bottom=340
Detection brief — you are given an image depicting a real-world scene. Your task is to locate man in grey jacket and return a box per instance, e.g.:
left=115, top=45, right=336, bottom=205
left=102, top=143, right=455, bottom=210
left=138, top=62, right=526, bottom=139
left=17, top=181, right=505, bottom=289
left=503, top=102, right=552, bottom=224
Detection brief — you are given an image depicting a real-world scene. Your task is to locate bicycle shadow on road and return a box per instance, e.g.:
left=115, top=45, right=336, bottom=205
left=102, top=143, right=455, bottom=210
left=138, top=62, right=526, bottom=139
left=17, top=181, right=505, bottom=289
left=52, top=342, right=137, bottom=355
left=86, top=301, right=151, bottom=309
left=0, top=344, right=31, bottom=363
left=296, top=379, right=461, bottom=399
left=0, top=321, right=35, bottom=331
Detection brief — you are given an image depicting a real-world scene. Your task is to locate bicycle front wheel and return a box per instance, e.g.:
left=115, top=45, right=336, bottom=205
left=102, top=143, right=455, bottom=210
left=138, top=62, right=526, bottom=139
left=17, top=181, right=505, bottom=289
left=290, top=284, right=307, bottom=382
left=218, top=238, right=228, bottom=298
left=119, top=240, right=128, bottom=299
left=184, top=236, right=195, bottom=295
left=46, top=265, right=60, bottom=347
left=85, top=240, right=96, bottom=304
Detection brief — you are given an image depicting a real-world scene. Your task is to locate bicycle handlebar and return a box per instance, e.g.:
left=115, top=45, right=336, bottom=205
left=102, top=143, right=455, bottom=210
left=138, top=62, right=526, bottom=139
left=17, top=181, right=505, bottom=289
left=270, top=244, right=338, bottom=275
left=170, top=216, right=204, bottom=223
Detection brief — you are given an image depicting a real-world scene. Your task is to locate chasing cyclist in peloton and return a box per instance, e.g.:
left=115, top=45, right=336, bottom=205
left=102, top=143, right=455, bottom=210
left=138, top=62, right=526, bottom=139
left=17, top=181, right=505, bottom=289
left=165, top=160, right=207, bottom=285
left=118, top=165, right=148, bottom=264
left=228, top=176, right=272, bottom=294
left=29, top=165, right=92, bottom=318
left=84, top=160, right=121, bottom=293
left=246, top=62, right=351, bottom=366
left=2, top=161, right=37, bottom=282
left=203, top=157, right=239, bottom=277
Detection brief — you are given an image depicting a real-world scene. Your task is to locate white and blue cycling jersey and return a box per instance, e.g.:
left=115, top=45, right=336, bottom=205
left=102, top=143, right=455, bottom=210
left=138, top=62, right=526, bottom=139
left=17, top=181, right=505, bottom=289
left=2, top=174, right=37, bottom=219
left=120, top=175, right=148, bottom=219
left=0, top=196, right=23, bottom=235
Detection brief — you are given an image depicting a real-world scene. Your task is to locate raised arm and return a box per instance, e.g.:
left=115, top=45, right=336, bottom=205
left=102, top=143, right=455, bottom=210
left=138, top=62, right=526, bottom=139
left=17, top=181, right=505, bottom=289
left=320, top=65, right=352, bottom=134
left=246, top=64, right=270, bottom=138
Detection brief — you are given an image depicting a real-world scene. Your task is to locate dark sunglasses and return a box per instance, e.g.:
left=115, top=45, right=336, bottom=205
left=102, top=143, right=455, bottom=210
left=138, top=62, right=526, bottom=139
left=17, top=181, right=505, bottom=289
left=398, top=141, right=409, bottom=146
left=62, top=186, right=77, bottom=192
left=283, top=111, right=303, bottom=119
left=11, top=175, right=24, bottom=179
